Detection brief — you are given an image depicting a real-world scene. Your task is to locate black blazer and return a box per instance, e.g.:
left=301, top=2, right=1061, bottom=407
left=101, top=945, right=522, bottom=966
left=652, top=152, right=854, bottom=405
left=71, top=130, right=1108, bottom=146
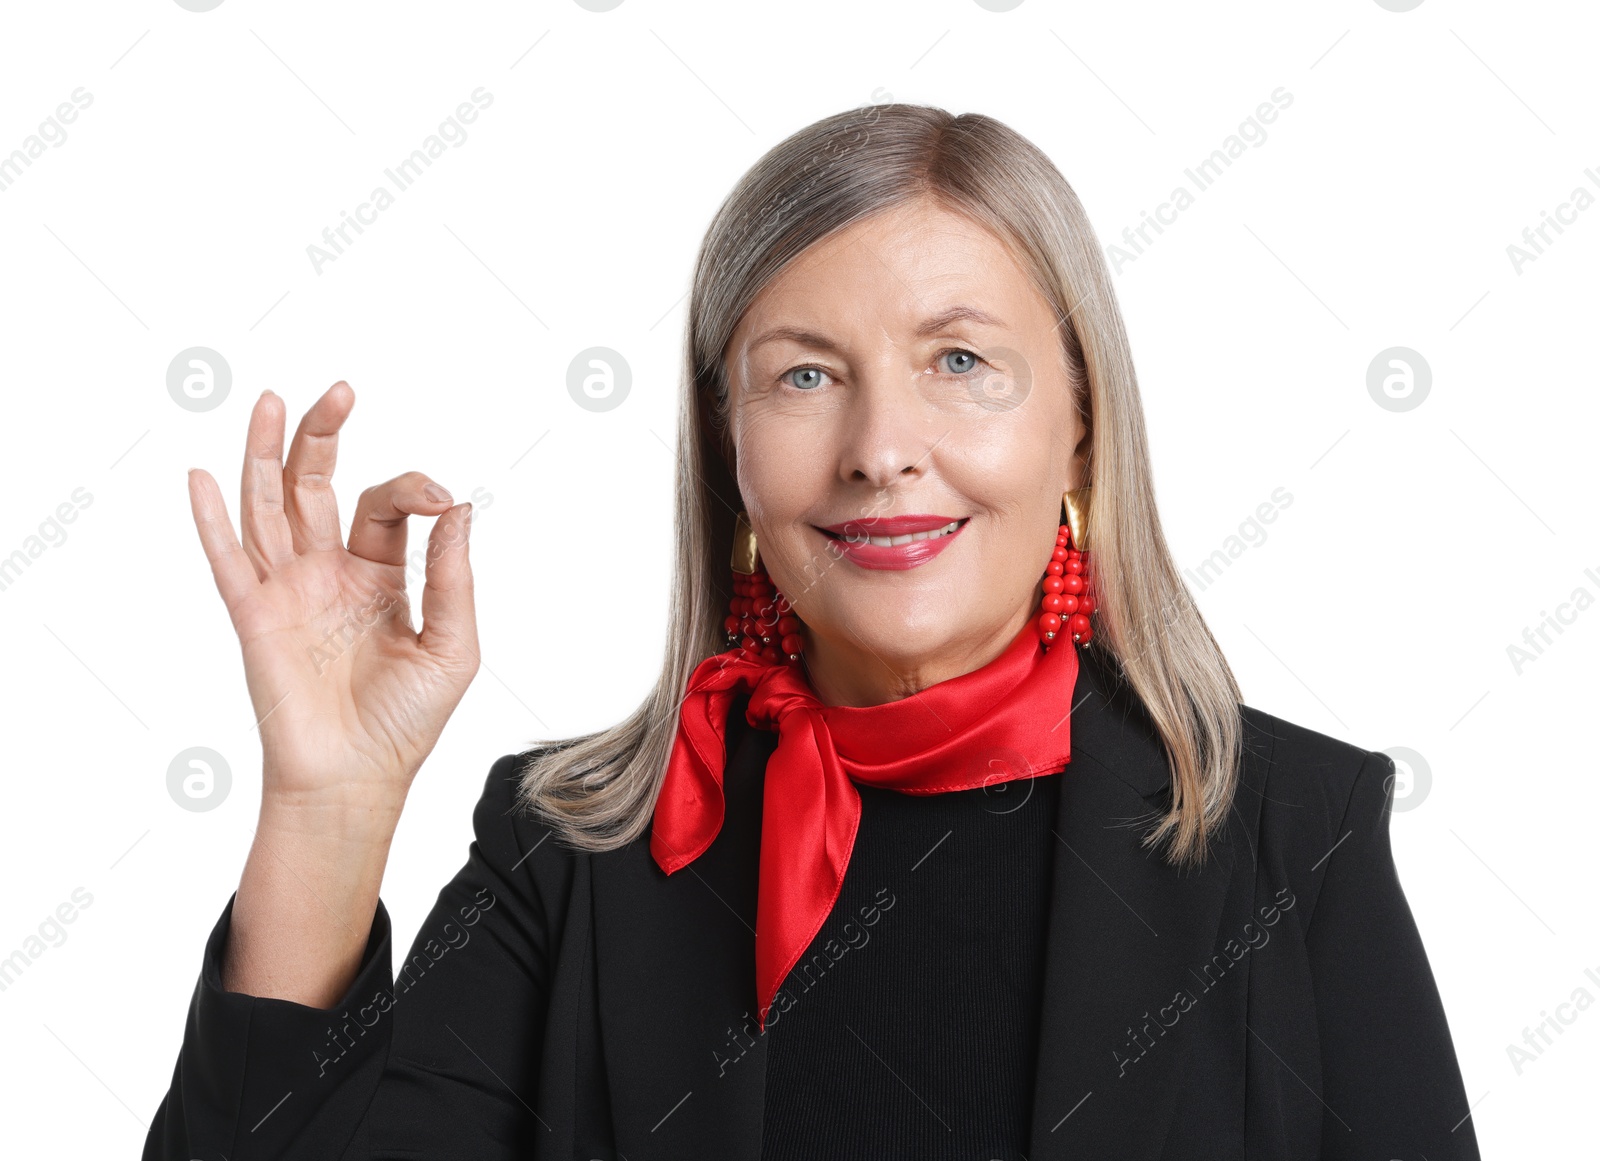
left=144, top=645, right=1480, bottom=1160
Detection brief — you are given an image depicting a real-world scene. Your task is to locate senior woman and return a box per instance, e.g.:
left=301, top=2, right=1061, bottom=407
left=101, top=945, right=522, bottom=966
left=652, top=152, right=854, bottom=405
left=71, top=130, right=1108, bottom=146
left=145, top=105, right=1478, bottom=1161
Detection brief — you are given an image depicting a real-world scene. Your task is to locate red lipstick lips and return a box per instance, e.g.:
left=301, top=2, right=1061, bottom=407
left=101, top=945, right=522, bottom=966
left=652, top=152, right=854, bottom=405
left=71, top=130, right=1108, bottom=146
left=816, top=514, right=969, bottom=571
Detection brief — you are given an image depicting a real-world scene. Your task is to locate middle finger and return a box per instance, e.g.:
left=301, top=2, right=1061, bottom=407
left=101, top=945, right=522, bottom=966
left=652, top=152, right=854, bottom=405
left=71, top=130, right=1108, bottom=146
left=283, top=381, right=355, bottom=554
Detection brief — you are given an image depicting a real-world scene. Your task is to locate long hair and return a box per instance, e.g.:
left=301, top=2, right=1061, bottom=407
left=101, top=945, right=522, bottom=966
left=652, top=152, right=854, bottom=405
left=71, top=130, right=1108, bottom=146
left=514, top=103, right=1243, bottom=867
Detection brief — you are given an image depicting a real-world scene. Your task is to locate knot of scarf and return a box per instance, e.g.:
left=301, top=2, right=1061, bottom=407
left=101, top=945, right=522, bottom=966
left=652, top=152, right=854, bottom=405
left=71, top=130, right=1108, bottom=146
left=649, top=619, right=1079, bottom=1029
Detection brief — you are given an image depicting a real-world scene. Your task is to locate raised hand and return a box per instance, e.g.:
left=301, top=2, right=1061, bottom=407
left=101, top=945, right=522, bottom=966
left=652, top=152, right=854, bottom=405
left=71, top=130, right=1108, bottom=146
left=187, top=382, right=479, bottom=825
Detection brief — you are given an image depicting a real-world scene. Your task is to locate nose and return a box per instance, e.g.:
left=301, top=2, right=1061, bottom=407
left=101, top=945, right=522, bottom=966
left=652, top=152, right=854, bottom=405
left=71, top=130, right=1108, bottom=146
left=837, top=367, right=934, bottom=489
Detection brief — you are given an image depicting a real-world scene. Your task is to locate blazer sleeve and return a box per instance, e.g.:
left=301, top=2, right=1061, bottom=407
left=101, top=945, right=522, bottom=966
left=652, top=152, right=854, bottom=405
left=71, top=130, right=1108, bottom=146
left=142, top=753, right=555, bottom=1161
left=1305, top=748, right=1481, bottom=1160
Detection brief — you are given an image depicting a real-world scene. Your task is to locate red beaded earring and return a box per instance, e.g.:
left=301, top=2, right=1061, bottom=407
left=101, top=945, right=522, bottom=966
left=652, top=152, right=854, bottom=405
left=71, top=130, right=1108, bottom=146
left=1035, top=488, right=1095, bottom=649
left=726, top=512, right=805, bottom=665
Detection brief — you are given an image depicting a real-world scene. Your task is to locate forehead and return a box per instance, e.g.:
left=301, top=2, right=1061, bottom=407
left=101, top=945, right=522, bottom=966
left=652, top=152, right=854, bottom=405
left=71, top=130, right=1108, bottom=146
left=728, top=199, right=1047, bottom=348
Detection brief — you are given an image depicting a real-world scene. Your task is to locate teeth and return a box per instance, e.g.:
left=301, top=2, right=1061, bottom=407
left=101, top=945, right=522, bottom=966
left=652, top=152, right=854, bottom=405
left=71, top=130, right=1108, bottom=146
left=846, top=519, right=963, bottom=547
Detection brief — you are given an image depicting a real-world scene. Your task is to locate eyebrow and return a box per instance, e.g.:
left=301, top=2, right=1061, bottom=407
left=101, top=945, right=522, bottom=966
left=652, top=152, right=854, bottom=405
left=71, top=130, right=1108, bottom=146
left=745, top=305, right=1009, bottom=353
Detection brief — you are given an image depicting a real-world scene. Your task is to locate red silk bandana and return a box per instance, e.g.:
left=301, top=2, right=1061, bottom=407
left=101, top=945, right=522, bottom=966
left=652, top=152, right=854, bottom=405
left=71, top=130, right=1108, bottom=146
left=650, top=620, right=1079, bottom=1030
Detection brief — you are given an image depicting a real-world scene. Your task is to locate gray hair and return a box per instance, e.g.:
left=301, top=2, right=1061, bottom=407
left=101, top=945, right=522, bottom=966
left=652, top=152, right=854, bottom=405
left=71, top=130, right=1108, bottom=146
left=515, top=103, right=1242, bottom=867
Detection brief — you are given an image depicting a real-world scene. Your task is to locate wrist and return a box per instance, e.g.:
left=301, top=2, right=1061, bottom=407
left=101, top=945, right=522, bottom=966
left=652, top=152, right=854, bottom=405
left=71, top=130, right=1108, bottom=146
left=258, top=785, right=407, bottom=842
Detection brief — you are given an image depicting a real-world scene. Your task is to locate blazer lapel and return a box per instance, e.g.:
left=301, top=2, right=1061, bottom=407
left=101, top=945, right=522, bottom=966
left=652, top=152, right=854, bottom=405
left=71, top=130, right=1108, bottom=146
left=1028, top=646, right=1264, bottom=1159
left=590, top=693, right=775, bottom=1160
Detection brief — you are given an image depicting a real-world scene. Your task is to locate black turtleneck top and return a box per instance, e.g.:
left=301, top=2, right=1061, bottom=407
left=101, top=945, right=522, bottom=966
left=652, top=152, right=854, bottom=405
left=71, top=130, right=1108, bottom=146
left=760, top=770, right=1063, bottom=1161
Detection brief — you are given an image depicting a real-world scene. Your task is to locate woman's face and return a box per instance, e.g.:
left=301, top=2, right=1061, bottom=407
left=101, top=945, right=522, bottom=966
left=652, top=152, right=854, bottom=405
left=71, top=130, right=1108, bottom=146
left=724, top=196, right=1088, bottom=705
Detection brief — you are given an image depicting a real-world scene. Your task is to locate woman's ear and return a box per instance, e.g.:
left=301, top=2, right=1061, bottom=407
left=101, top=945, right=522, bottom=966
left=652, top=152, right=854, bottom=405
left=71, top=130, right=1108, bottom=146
left=1066, top=422, right=1092, bottom=492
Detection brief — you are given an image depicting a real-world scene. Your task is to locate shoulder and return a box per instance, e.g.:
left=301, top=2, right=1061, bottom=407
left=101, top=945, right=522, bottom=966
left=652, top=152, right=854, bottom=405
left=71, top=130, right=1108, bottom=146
left=1240, top=701, right=1396, bottom=824
left=1238, top=703, right=1399, bottom=914
left=1242, top=697, right=1386, bottom=781
left=468, top=748, right=587, bottom=919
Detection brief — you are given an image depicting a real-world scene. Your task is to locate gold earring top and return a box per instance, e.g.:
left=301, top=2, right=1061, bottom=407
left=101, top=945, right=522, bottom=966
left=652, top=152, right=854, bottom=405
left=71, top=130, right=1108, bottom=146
left=1063, top=487, right=1091, bottom=552
left=731, top=511, right=759, bottom=575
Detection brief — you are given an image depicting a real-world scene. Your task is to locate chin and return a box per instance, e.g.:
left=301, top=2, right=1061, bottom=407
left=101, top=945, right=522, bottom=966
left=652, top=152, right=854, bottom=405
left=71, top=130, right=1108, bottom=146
left=823, top=594, right=971, bottom=663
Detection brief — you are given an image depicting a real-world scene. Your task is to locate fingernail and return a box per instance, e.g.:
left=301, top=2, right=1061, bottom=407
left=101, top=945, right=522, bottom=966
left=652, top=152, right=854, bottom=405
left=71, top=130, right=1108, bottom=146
left=424, top=483, right=453, bottom=504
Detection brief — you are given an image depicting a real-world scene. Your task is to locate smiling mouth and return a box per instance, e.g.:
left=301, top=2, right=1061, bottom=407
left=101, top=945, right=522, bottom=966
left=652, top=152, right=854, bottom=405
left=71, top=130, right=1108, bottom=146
left=818, top=517, right=970, bottom=547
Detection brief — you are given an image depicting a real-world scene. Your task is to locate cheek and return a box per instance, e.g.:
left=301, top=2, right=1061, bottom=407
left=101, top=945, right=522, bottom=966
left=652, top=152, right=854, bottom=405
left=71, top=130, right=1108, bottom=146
left=732, top=407, right=834, bottom=524
left=941, top=411, right=1060, bottom=505
left=733, top=441, right=829, bottom=608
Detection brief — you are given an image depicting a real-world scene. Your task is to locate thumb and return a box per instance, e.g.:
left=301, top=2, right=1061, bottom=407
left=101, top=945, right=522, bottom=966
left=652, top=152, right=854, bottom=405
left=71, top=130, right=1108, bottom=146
left=418, top=502, right=479, bottom=669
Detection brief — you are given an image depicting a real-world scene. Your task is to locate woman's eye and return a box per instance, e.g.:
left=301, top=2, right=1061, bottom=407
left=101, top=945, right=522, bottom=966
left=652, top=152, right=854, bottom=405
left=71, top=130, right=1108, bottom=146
left=783, top=367, right=827, bottom=391
left=940, top=349, right=981, bottom=375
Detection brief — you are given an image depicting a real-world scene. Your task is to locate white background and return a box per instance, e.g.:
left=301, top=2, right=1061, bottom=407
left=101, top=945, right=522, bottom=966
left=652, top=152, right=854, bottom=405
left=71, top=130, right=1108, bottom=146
left=0, top=0, right=1594, bottom=1154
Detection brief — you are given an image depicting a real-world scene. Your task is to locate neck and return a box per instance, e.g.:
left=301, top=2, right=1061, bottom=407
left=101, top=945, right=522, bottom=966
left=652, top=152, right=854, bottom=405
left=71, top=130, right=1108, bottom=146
left=800, top=601, right=1037, bottom=707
